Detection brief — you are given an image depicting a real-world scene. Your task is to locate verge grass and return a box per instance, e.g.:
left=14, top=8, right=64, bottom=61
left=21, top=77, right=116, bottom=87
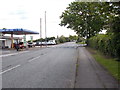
left=76, top=41, right=86, bottom=44
left=86, top=47, right=120, bottom=81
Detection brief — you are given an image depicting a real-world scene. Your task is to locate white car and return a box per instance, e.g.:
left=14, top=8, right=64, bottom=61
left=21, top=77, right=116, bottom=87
left=28, top=42, right=34, bottom=47
left=47, top=40, right=56, bottom=45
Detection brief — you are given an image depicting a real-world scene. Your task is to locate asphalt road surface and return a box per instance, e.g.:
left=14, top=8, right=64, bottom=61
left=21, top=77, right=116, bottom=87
left=1, top=42, right=119, bottom=88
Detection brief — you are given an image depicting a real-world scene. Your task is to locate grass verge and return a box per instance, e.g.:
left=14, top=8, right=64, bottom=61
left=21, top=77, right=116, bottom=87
left=86, top=47, right=120, bottom=81
left=76, top=41, right=86, bottom=44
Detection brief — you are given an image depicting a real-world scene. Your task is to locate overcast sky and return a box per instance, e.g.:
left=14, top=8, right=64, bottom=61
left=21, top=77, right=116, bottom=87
left=0, top=0, right=77, bottom=40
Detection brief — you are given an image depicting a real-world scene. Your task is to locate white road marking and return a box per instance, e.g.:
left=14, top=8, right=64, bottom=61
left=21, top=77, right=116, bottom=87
left=28, top=56, right=41, bottom=62
left=0, top=51, right=29, bottom=58
left=0, top=65, right=21, bottom=75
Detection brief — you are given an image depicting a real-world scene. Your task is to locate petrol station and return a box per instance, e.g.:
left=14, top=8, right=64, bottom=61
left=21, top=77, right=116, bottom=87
left=0, top=28, right=39, bottom=48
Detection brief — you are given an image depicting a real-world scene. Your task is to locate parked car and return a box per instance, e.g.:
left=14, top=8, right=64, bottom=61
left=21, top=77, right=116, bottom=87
left=35, top=41, right=47, bottom=46
left=28, top=42, right=34, bottom=48
left=19, top=42, right=25, bottom=49
left=47, top=40, right=56, bottom=45
left=14, top=42, right=25, bottom=51
left=35, top=42, right=40, bottom=46
left=35, top=40, right=56, bottom=46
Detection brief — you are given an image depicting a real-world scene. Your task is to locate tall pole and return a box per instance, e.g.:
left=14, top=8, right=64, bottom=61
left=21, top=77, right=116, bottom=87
left=45, top=11, right=47, bottom=46
left=40, top=18, right=42, bottom=47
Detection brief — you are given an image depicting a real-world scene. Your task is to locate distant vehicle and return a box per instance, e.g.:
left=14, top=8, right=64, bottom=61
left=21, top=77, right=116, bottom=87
left=28, top=42, right=34, bottom=48
left=47, top=40, right=56, bottom=45
left=35, top=40, right=56, bottom=46
left=35, top=42, right=40, bottom=46
left=33, top=42, right=36, bottom=46
left=14, top=42, right=25, bottom=51
left=42, top=41, right=47, bottom=45
left=19, top=42, right=25, bottom=49
left=35, top=41, right=47, bottom=46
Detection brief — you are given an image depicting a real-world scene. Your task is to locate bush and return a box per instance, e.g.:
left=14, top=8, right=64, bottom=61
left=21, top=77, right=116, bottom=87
left=88, top=34, right=120, bottom=60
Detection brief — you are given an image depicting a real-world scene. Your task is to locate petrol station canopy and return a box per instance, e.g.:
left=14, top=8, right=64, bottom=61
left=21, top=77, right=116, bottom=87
left=0, top=28, right=39, bottom=48
left=0, top=28, right=39, bottom=35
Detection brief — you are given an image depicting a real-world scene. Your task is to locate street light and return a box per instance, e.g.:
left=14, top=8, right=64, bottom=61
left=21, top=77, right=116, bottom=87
left=40, top=18, right=42, bottom=47
left=45, top=11, right=47, bottom=47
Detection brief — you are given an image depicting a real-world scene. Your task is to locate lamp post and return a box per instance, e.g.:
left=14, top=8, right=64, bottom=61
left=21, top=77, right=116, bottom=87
left=45, top=11, right=47, bottom=47
left=40, top=18, right=42, bottom=47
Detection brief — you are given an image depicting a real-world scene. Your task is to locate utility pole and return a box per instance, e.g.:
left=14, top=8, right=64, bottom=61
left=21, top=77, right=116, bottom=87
left=40, top=18, right=42, bottom=47
left=45, top=11, right=47, bottom=47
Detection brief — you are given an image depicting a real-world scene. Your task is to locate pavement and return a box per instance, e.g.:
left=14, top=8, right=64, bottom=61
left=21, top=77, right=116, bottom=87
left=75, top=47, right=119, bottom=88
left=0, top=49, right=16, bottom=55
left=0, top=42, right=119, bottom=88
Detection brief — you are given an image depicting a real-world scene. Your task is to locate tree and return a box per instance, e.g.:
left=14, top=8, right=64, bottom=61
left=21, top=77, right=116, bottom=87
left=58, top=35, right=67, bottom=43
left=59, top=2, right=109, bottom=39
left=88, top=2, right=120, bottom=60
left=3, top=28, right=7, bottom=30
left=101, top=2, right=120, bottom=59
left=69, top=35, right=78, bottom=41
left=33, top=38, right=45, bottom=42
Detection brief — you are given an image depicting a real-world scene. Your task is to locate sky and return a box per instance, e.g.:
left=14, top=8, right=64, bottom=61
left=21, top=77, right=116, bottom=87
left=0, top=0, right=77, bottom=40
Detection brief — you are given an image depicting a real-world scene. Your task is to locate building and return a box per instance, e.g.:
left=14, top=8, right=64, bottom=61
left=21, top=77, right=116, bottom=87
left=0, top=28, right=39, bottom=48
left=0, top=35, right=23, bottom=48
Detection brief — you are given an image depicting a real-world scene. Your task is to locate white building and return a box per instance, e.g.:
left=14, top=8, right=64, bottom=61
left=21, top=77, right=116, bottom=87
left=0, top=36, right=23, bottom=48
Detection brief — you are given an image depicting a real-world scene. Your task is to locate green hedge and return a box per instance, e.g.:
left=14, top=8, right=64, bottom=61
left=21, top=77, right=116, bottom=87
left=88, top=34, right=120, bottom=60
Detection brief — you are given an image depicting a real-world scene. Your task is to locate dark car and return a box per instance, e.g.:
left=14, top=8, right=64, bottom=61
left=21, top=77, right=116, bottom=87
left=14, top=42, right=25, bottom=51
left=19, top=42, right=25, bottom=49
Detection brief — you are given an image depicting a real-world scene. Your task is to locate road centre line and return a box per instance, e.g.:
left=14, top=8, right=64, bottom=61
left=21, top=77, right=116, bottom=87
left=28, top=55, right=41, bottom=62
left=0, top=65, right=21, bottom=75
left=0, top=51, right=29, bottom=58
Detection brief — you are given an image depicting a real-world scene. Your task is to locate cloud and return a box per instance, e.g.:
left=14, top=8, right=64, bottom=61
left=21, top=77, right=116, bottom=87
left=0, top=0, right=76, bottom=39
left=8, top=10, right=28, bottom=20
left=9, top=10, right=27, bottom=15
left=20, top=16, right=28, bottom=20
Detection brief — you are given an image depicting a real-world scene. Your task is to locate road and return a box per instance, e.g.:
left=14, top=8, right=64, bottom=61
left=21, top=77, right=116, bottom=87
left=1, top=42, right=78, bottom=88
left=1, top=42, right=119, bottom=88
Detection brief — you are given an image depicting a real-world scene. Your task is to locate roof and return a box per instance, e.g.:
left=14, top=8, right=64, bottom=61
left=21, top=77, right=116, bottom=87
left=0, top=36, right=23, bottom=40
left=0, top=39, right=6, bottom=41
left=0, top=28, right=39, bottom=35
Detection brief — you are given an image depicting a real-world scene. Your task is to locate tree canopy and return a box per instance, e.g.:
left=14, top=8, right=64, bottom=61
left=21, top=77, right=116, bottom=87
left=59, top=2, right=117, bottom=39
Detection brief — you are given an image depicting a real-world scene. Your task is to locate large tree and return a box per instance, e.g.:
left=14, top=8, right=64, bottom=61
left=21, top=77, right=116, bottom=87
left=59, top=2, right=110, bottom=39
left=107, top=2, right=120, bottom=59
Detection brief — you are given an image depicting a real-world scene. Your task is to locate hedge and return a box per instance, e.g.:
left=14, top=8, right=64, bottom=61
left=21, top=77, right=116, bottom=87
left=88, top=34, right=120, bottom=60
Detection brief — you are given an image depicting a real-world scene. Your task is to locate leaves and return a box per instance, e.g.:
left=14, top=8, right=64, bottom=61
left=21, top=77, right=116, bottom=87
left=59, top=2, right=110, bottom=39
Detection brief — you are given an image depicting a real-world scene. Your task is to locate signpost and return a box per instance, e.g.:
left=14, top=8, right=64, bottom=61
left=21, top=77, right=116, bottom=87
left=23, top=35, right=27, bottom=46
left=30, top=36, right=33, bottom=42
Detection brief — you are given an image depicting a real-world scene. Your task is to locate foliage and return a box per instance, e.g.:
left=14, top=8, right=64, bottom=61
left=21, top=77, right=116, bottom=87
left=60, top=2, right=109, bottom=39
left=3, top=28, right=7, bottom=30
left=57, top=35, right=70, bottom=43
left=33, top=37, right=56, bottom=42
left=69, top=35, right=78, bottom=41
left=107, top=3, right=120, bottom=59
left=46, top=37, right=55, bottom=41
left=33, top=38, right=45, bottom=42
left=76, top=41, right=86, bottom=44
left=88, top=2, right=120, bottom=60
left=88, top=34, right=120, bottom=60
left=56, top=35, right=79, bottom=44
